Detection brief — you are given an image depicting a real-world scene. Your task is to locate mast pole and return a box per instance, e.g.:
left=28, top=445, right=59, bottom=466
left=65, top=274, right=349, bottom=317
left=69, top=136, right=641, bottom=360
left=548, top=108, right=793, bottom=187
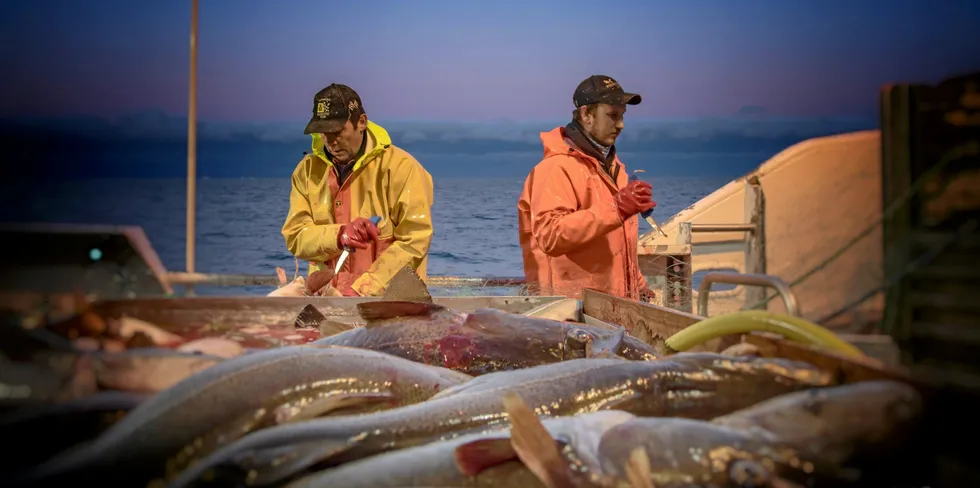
left=185, top=0, right=199, bottom=280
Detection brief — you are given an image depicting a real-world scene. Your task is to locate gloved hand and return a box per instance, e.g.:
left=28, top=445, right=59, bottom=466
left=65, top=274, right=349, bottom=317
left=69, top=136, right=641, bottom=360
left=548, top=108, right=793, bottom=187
left=614, top=180, right=656, bottom=222
left=337, top=217, right=380, bottom=250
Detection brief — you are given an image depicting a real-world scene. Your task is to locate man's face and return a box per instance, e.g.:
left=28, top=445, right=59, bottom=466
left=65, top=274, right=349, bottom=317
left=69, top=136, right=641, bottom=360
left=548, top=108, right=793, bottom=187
left=321, top=114, right=367, bottom=163
left=581, top=103, right=626, bottom=146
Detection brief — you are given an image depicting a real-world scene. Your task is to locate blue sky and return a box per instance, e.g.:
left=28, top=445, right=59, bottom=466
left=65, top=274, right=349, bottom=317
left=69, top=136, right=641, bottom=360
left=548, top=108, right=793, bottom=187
left=2, top=0, right=978, bottom=123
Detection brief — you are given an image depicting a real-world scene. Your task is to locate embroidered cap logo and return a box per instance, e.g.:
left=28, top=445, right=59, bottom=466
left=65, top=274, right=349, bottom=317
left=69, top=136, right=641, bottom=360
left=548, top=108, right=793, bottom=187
left=316, top=99, right=331, bottom=117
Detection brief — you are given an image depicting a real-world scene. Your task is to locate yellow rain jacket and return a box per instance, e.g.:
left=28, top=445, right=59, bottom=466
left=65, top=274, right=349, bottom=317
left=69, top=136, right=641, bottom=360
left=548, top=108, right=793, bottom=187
left=281, top=121, right=434, bottom=296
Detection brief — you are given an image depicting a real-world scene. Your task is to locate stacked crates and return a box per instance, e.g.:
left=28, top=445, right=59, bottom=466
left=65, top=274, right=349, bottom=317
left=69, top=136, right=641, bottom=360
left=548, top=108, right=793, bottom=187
left=881, top=70, right=980, bottom=485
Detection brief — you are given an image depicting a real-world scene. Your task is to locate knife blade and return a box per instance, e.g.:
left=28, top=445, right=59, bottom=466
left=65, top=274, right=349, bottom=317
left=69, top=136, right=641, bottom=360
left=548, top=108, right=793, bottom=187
left=334, top=216, right=383, bottom=275
left=629, top=170, right=668, bottom=238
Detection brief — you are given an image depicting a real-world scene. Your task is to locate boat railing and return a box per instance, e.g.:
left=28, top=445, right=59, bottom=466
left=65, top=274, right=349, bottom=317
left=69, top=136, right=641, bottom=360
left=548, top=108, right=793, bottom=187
left=165, top=272, right=527, bottom=290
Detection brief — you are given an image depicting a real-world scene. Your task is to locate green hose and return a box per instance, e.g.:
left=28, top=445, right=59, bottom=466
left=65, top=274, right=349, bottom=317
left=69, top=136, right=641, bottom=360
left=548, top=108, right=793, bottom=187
left=664, top=310, right=865, bottom=358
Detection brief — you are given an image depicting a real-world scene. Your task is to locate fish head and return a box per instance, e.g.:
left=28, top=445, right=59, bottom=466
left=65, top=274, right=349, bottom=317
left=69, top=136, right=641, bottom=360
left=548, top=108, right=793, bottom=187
left=562, top=326, right=626, bottom=360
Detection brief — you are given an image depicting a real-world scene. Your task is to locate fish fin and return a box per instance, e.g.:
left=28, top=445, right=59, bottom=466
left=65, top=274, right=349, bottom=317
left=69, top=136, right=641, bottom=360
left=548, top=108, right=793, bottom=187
left=454, top=438, right=519, bottom=476
left=625, top=446, right=654, bottom=488
left=293, top=257, right=300, bottom=282
left=275, top=267, right=288, bottom=287
left=356, top=301, right=446, bottom=323
left=586, top=327, right=627, bottom=359
left=202, top=440, right=353, bottom=487
left=319, top=319, right=356, bottom=337
left=294, top=304, right=327, bottom=328
left=381, top=266, right=432, bottom=303
left=503, top=390, right=576, bottom=488
left=274, top=392, right=394, bottom=423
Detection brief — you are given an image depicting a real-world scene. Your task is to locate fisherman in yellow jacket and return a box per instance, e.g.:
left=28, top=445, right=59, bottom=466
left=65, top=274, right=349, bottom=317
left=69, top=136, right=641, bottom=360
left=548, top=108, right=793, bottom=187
left=282, top=83, right=434, bottom=297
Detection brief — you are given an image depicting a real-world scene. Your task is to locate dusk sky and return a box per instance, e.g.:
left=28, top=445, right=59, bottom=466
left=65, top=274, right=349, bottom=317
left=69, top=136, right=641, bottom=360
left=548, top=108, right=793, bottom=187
left=2, top=0, right=978, bottom=123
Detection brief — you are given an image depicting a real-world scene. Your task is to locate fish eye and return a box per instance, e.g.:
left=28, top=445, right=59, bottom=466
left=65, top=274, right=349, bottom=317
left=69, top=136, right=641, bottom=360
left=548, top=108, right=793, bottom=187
left=566, top=328, right=592, bottom=344
left=728, top=459, right=770, bottom=487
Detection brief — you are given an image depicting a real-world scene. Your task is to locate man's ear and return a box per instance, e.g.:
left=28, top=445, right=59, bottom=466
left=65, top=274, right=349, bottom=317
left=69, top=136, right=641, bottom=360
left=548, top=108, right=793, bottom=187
left=355, top=113, right=368, bottom=132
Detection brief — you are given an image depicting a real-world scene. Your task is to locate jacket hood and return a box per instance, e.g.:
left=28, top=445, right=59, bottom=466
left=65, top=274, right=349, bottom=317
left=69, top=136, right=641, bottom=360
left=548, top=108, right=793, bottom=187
left=310, top=120, right=392, bottom=171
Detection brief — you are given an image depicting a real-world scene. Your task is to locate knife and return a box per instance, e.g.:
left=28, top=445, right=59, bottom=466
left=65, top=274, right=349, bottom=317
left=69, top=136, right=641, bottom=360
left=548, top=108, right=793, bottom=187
left=334, top=216, right=383, bottom=275
left=629, top=170, right=668, bottom=238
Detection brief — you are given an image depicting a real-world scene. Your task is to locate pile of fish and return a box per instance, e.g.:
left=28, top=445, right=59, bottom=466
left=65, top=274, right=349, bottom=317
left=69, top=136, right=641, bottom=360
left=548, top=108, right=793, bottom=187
left=0, top=268, right=928, bottom=487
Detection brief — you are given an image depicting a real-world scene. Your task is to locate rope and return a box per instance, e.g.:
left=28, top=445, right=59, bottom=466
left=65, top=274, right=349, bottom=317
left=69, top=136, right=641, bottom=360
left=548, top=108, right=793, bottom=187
left=815, top=218, right=978, bottom=327
left=742, top=141, right=980, bottom=312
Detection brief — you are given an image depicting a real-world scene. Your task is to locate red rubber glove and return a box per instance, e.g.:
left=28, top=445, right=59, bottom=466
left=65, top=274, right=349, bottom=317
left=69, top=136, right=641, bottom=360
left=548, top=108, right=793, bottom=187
left=337, top=217, right=380, bottom=250
left=614, top=180, right=656, bottom=222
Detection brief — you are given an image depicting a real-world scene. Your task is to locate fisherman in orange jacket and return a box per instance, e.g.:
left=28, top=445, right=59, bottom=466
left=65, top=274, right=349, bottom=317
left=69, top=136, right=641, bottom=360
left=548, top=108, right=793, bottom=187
left=518, top=75, right=656, bottom=301
left=282, top=83, right=434, bottom=297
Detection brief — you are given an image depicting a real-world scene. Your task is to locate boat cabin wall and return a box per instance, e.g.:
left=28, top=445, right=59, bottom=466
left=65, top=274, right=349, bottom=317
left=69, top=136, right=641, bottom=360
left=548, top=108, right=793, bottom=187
left=639, top=130, right=885, bottom=331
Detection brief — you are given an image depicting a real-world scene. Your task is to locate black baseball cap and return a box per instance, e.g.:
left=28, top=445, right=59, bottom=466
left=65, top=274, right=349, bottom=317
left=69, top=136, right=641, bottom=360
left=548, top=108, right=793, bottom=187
left=573, top=75, right=642, bottom=108
left=303, top=83, right=364, bottom=134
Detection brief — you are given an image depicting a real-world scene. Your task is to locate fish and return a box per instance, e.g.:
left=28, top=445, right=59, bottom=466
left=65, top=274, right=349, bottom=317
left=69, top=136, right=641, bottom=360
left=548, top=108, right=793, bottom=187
left=283, top=405, right=635, bottom=488
left=176, top=338, right=245, bottom=359
left=313, top=302, right=658, bottom=375
left=0, top=391, right=147, bottom=475
left=294, top=304, right=356, bottom=337
left=710, top=379, right=924, bottom=469
left=92, top=349, right=225, bottom=393
left=267, top=276, right=308, bottom=297
left=6, top=345, right=472, bottom=487
left=0, top=355, right=97, bottom=410
left=168, top=352, right=833, bottom=487
left=501, top=380, right=923, bottom=488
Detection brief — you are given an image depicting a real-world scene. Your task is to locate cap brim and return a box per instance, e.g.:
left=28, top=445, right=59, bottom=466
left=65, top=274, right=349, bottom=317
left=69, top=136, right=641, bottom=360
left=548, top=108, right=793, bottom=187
left=303, top=117, right=346, bottom=135
left=597, top=92, right=642, bottom=106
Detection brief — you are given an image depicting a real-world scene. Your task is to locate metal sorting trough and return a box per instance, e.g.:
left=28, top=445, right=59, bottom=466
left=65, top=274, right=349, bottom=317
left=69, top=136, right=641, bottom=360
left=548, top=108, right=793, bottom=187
left=88, top=295, right=569, bottom=331
left=73, top=286, right=899, bottom=364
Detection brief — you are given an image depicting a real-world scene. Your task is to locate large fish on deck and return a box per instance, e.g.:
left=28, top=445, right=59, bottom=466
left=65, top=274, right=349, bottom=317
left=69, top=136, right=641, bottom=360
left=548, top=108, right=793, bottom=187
left=5, top=346, right=472, bottom=487
left=168, top=352, right=834, bottom=487
left=314, top=268, right=658, bottom=374
left=497, top=380, right=923, bottom=488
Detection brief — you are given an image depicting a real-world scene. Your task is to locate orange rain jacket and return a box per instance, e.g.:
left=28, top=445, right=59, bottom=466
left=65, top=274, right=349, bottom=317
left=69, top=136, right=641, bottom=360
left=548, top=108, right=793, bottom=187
left=517, top=126, right=647, bottom=300
left=281, top=121, right=434, bottom=296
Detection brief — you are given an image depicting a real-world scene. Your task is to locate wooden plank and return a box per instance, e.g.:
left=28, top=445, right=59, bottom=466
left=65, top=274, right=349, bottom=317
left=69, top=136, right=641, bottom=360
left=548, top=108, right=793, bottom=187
left=743, top=331, right=916, bottom=385
left=743, top=179, right=767, bottom=305
left=581, top=288, right=734, bottom=352
left=82, top=295, right=565, bottom=331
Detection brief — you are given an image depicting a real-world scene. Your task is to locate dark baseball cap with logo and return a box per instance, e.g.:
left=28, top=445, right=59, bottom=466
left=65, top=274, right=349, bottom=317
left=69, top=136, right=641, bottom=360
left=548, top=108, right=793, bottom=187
left=573, top=75, right=642, bottom=108
left=303, top=83, right=364, bottom=135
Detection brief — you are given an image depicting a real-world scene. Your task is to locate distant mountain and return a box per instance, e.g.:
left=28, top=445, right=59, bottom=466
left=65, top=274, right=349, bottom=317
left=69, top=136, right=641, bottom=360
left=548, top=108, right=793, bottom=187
left=0, top=113, right=876, bottom=180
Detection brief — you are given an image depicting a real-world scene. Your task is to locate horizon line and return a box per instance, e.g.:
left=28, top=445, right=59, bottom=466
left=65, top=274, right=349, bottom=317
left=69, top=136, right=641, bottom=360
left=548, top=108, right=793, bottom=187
left=0, top=112, right=880, bottom=126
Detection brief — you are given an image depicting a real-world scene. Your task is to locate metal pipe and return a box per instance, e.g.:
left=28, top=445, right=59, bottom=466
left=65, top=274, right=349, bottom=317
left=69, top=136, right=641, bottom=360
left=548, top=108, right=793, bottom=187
left=697, top=272, right=801, bottom=317
left=690, top=223, right=756, bottom=233
left=185, top=0, right=198, bottom=275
